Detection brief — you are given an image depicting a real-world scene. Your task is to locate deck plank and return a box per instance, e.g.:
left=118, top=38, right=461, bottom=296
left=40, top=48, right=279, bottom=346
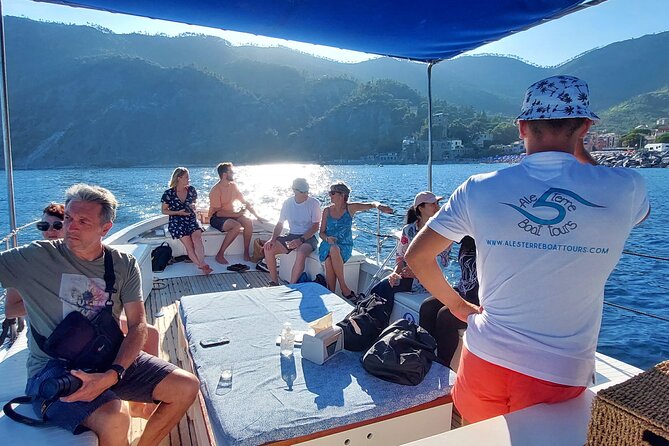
left=133, top=271, right=271, bottom=446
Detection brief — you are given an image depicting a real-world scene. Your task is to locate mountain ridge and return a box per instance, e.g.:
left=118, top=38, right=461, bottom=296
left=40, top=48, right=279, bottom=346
left=2, top=17, right=668, bottom=167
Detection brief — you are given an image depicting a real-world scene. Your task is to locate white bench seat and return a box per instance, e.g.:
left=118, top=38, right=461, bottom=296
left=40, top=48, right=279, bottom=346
left=161, top=224, right=246, bottom=258
left=278, top=249, right=367, bottom=294
left=0, top=334, right=98, bottom=445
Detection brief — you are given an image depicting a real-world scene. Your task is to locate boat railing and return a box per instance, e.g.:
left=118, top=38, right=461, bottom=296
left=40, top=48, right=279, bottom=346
left=0, top=218, right=39, bottom=251
left=0, top=219, right=37, bottom=347
left=354, top=214, right=669, bottom=324
left=1, top=215, right=669, bottom=352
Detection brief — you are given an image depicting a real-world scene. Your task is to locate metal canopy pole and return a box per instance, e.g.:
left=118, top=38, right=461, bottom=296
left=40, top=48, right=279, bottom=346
left=0, top=0, right=17, bottom=248
left=426, top=62, right=434, bottom=191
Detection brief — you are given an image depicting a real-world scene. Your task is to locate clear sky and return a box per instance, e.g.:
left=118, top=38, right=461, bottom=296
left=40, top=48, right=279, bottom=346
left=3, top=0, right=669, bottom=66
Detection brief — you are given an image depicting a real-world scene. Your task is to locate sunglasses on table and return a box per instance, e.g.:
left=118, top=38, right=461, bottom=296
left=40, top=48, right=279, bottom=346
left=36, top=221, right=63, bottom=231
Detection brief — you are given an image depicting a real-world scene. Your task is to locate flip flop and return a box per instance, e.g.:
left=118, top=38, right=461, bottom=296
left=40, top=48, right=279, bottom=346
left=227, top=263, right=250, bottom=272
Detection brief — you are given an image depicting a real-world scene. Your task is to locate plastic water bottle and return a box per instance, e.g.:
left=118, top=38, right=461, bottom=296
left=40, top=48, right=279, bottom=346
left=280, top=322, right=295, bottom=356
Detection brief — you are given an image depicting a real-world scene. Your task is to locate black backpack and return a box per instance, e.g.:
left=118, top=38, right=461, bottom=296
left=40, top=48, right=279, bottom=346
left=151, top=242, right=173, bottom=272
left=362, top=319, right=438, bottom=386
left=336, top=293, right=392, bottom=352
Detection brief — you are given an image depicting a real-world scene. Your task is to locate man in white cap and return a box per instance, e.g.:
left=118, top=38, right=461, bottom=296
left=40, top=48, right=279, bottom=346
left=263, top=178, right=321, bottom=285
left=406, top=75, right=650, bottom=423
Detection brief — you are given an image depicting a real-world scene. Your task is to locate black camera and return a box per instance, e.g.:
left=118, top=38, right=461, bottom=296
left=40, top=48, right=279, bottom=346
left=39, top=373, right=82, bottom=399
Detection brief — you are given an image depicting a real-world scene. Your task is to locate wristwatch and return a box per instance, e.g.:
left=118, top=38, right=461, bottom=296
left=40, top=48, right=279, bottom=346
left=299, top=236, right=306, bottom=243
left=109, top=364, right=126, bottom=383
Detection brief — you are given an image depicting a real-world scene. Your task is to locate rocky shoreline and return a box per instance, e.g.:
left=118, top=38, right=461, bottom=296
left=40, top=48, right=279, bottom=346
left=591, top=150, right=669, bottom=168
left=483, top=150, right=669, bottom=168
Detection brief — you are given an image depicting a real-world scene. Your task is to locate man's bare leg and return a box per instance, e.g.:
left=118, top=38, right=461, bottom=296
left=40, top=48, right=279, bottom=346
left=137, top=369, right=200, bottom=446
left=238, top=216, right=254, bottom=261
left=129, top=401, right=156, bottom=419
left=82, top=399, right=131, bottom=446
left=290, top=243, right=313, bottom=283
left=215, top=219, right=242, bottom=264
left=264, top=240, right=288, bottom=283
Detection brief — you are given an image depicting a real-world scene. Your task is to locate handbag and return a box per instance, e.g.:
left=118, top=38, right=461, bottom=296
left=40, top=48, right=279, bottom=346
left=250, top=238, right=267, bottom=263
left=151, top=242, right=172, bottom=272
left=362, top=318, right=438, bottom=386
left=336, top=293, right=392, bottom=352
left=31, top=247, right=124, bottom=372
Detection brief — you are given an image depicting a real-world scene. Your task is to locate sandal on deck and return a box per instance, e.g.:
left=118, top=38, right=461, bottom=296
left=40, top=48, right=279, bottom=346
left=227, top=263, right=250, bottom=272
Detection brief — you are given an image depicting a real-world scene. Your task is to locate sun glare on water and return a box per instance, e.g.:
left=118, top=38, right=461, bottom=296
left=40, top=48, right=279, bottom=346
left=196, top=163, right=337, bottom=223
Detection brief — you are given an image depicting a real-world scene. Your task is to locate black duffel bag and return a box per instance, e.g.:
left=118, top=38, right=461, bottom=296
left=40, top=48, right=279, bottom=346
left=362, top=318, right=438, bottom=386
left=151, top=242, right=173, bottom=272
left=336, top=293, right=392, bottom=352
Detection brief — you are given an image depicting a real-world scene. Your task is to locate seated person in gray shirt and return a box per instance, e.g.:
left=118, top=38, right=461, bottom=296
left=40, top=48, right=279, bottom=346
left=0, top=184, right=199, bottom=444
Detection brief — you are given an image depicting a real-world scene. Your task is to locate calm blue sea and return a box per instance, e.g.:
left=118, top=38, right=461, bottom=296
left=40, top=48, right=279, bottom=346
left=1, top=164, right=667, bottom=369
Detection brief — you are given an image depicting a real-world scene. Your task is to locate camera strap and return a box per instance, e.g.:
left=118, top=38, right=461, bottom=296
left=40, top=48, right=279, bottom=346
left=103, top=246, right=117, bottom=304
left=2, top=396, right=50, bottom=426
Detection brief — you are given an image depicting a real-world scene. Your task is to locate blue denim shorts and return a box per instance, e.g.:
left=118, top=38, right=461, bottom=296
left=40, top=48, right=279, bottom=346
left=26, top=352, right=177, bottom=434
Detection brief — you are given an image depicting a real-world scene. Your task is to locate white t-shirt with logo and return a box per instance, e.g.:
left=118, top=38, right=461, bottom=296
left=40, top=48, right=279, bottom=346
left=428, top=152, right=649, bottom=386
left=279, top=196, right=322, bottom=235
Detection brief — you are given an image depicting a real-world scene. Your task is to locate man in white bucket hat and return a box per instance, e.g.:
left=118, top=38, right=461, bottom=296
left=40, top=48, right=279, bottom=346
left=407, top=75, right=650, bottom=423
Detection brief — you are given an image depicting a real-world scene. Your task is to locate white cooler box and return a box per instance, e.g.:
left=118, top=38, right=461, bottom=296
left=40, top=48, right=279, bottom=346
left=389, top=291, right=430, bottom=325
left=112, top=244, right=153, bottom=299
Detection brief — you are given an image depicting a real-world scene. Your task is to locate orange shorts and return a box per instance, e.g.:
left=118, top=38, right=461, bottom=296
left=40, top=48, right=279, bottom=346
left=452, top=347, right=586, bottom=423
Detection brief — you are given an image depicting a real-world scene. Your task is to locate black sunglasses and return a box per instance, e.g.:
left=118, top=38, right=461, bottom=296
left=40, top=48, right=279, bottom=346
left=329, top=191, right=340, bottom=196
left=36, top=221, right=63, bottom=231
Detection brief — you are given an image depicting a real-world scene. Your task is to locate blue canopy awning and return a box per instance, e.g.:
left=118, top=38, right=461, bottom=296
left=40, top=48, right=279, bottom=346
left=36, top=0, right=603, bottom=62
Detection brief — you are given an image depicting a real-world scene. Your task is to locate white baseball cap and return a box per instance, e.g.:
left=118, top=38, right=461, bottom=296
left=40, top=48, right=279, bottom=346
left=292, top=178, right=309, bottom=193
left=413, top=191, right=443, bottom=208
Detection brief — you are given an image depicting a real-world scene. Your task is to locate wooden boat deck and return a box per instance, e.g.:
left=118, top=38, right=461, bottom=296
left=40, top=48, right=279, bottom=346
left=131, top=270, right=273, bottom=446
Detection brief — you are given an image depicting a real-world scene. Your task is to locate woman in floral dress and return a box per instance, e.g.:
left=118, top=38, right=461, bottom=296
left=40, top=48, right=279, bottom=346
left=161, top=167, right=212, bottom=274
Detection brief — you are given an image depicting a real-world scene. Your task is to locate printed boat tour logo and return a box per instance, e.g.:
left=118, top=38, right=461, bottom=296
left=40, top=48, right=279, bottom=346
left=502, top=187, right=603, bottom=237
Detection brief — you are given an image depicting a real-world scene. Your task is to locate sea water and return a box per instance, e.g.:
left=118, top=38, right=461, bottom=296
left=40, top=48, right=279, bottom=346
left=0, top=163, right=667, bottom=369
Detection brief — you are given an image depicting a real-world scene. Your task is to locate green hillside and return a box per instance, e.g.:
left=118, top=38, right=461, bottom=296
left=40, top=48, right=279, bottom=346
left=1, top=17, right=668, bottom=167
left=599, top=88, right=669, bottom=133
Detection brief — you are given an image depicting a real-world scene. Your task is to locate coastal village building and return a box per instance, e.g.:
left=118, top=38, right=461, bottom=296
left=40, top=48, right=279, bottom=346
left=645, top=143, right=669, bottom=152
left=651, top=118, right=669, bottom=139
left=594, top=133, right=618, bottom=150
left=399, top=136, right=470, bottom=162
left=473, top=131, right=494, bottom=148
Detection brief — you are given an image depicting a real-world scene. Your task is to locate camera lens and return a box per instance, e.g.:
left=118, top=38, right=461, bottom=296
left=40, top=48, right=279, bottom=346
left=39, top=373, right=83, bottom=399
